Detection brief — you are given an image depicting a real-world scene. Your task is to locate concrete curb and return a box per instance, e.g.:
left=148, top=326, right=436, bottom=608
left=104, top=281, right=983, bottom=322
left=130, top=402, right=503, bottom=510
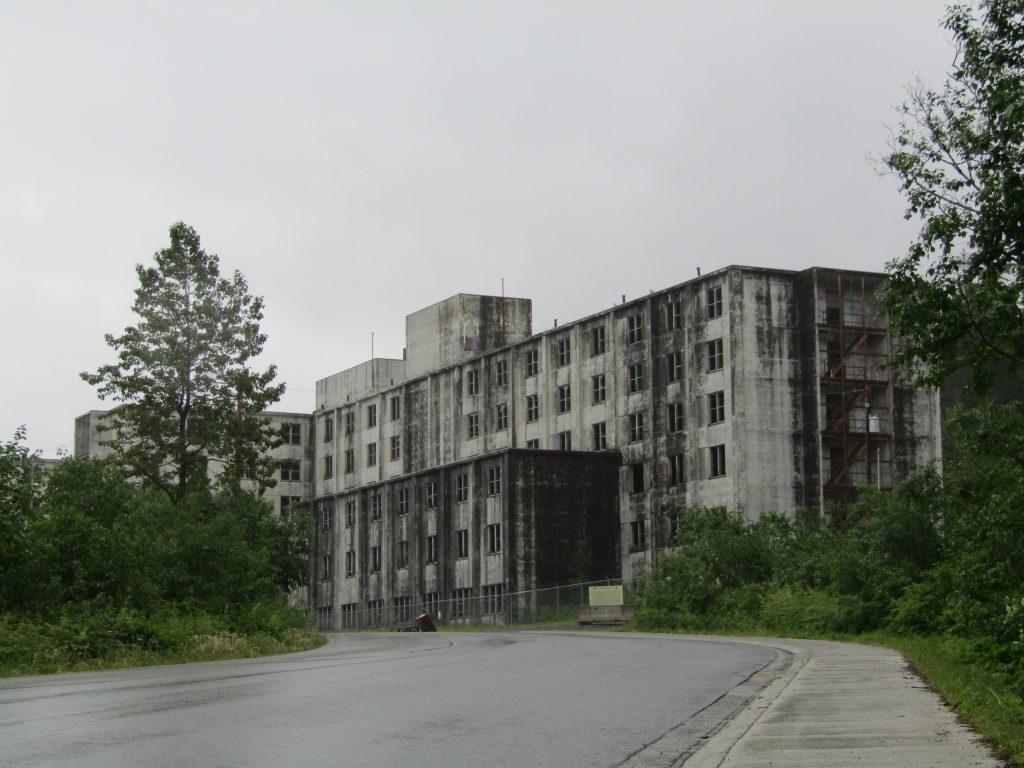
left=681, top=638, right=809, bottom=768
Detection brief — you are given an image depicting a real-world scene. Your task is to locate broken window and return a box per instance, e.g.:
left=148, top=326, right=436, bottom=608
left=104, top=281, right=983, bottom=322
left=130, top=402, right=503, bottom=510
left=426, top=535, right=438, bottom=564
left=667, top=299, right=683, bottom=331
left=487, top=523, right=501, bottom=553
left=558, top=385, right=571, bottom=413
left=592, top=373, right=606, bottom=404
left=669, top=454, right=684, bottom=485
left=628, top=363, right=644, bottom=393
left=592, top=421, right=607, bottom=451
left=631, top=463, right=644, bottom=494
left=451, top=587, right=472, bottom=618
left=390, top=435, right=401, bottom=461
left=667, top=403, right=684, bottom=433
left=456, top=474, right=468, bottom=502
left=281, top=422, right=301, bottom=445
left=706, top=285, right=723, bottom=319
left=496, top=403, right=508, bottom=431
left=397, top=541, right=409, bottom=569
left=367, top=403, right=377, bottom=428
left=525, top=348, right=539, bottom=377
left=488, top=466, right=501, bottom=495
left=710, top=444, right=726, bottom=478
left=627, top=313, right=644, bottom=344
left=557, top=337, right=571, bottom=367
left=707, top=339, right=724, bottom=372
left=591, top=325, right=606, bottom=356
left=456, top=529, right=469, bottom=558
left=483, top=584, right=505, bottom=614
left=467, top=413, right=479, bottom=439
left=526, top=394, right=539, bottom=422
left=495, top=359, right=508, bottom=387
left=630, top=520, right=646, bottom=549
left=709, top=391, right=726, bottom=424
left=667, top=351, right=683, bottom=382
left=629, top=412, right=645, bottom=442
left=558, top=431, right=572, bottom=450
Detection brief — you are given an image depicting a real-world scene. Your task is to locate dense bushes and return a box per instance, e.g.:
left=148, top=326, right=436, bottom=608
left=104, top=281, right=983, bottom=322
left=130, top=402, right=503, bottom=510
left=634, top=402, right=1024, bottom=694
left=0, top=442, right=314, bottom=674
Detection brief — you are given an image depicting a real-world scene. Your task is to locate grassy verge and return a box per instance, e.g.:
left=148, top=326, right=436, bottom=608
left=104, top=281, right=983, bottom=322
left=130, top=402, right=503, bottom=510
left=4, top=627, right=326, bottom=676
left=0, top=605, right=326, bottom=677
left=864, top=634, right=1024, bottom=767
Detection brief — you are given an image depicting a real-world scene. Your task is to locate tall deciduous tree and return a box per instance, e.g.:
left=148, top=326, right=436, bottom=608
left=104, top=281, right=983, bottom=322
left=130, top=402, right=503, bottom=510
left=883, top=0, right=1024, bottom=394
left=82, top=223, right=284, bottom=503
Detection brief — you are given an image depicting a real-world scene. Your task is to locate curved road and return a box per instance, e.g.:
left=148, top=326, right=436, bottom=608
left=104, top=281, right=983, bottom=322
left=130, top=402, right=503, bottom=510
left=0, top=631, right=785, bottom=768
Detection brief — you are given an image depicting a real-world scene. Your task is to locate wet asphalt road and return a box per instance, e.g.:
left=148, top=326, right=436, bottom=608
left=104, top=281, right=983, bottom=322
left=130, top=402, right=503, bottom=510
left=0, top=631, right=778, bottom=768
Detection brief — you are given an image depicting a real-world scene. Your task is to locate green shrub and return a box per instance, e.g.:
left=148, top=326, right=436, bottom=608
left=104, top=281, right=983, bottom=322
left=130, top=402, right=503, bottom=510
left=760, top=586, right=845, bottom=635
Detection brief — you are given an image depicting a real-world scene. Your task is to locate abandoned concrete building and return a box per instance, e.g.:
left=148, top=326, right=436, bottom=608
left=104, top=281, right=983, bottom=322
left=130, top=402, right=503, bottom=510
left=306, top=266, right=941, bottom=629
left=74, top=409, right=316, bottom=515
left=75, top=265, right=942, bottom=629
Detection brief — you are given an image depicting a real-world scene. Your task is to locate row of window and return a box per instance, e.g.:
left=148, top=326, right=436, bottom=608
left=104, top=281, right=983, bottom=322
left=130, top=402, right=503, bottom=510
left=308, top=290, right=727, bottom=451
left=318, top=470, right=500, bottom=530
left=463, top=337, right=725, bottom=399
left=323, top=524, right=503, bottom=581
left=627, top=444, right=726, bottom=494
left=335, top=585, right=506, bottom=627
left=466, top=389, right=727, bottom=444
left=319, top=446, right=725, bottom=534
left=297, top=388, right=727, bottom=482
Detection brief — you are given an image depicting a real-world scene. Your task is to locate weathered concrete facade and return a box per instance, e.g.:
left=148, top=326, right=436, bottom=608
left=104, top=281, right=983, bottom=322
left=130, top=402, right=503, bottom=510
left=308, top=267, right=942, bottom=624
left=312, top=448, right=619, bottom=628
left=73, top=409, right=316, bottom=516
left=74, top=266, right=942, bottom=627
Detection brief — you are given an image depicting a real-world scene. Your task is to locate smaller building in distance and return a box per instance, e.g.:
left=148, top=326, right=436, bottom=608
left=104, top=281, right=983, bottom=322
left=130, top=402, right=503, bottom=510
left=73, top=409, right=316, bottom=518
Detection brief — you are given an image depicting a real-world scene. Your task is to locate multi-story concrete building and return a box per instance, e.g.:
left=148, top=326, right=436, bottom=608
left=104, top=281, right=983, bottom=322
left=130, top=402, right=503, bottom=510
left=307, top=266, right=941, bottom=629
left=75, top=265, right=943, bottom=629
left=74, top=409, right=316, bottom=517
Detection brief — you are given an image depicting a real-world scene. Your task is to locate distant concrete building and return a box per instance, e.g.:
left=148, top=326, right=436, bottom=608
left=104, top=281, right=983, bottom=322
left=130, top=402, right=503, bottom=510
left=75, top=265, right=943, bottom=629
left=307, top=266, right=941, bottom=629
left=73, top=409, right=316, bottom=517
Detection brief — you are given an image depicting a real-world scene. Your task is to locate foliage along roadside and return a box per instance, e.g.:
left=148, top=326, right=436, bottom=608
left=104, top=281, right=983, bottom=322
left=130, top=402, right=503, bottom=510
left=0, top=437, right=318, bottom=676
left=0, top=603, right=324, bottom=677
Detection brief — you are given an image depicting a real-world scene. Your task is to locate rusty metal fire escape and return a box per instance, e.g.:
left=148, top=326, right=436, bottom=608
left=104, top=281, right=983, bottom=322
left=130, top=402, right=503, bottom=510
left=817, top=273, right=891, bottom=511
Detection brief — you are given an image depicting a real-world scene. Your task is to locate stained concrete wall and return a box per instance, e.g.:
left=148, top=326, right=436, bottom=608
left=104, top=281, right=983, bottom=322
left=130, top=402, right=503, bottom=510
left=405, top=294, right=532, bottom=380
left=317, top=448, right=619, bottom=627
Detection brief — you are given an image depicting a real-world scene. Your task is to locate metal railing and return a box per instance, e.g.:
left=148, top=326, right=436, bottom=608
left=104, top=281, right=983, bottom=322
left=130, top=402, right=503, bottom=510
left=316, top=578, right=641, bottom=631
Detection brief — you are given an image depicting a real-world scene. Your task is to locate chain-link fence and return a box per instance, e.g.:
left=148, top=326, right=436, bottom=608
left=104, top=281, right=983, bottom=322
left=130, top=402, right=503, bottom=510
left=316, top=578, right=641, bottom=631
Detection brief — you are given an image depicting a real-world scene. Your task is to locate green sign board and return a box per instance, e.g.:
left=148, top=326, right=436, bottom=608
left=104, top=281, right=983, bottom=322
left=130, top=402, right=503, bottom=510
left=589, top=585, right=624, bottom=606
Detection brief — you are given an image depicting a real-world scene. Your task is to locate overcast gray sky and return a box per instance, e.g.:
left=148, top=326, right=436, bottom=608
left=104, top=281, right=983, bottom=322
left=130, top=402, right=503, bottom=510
left=2, top=1, right=954, bottom=457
